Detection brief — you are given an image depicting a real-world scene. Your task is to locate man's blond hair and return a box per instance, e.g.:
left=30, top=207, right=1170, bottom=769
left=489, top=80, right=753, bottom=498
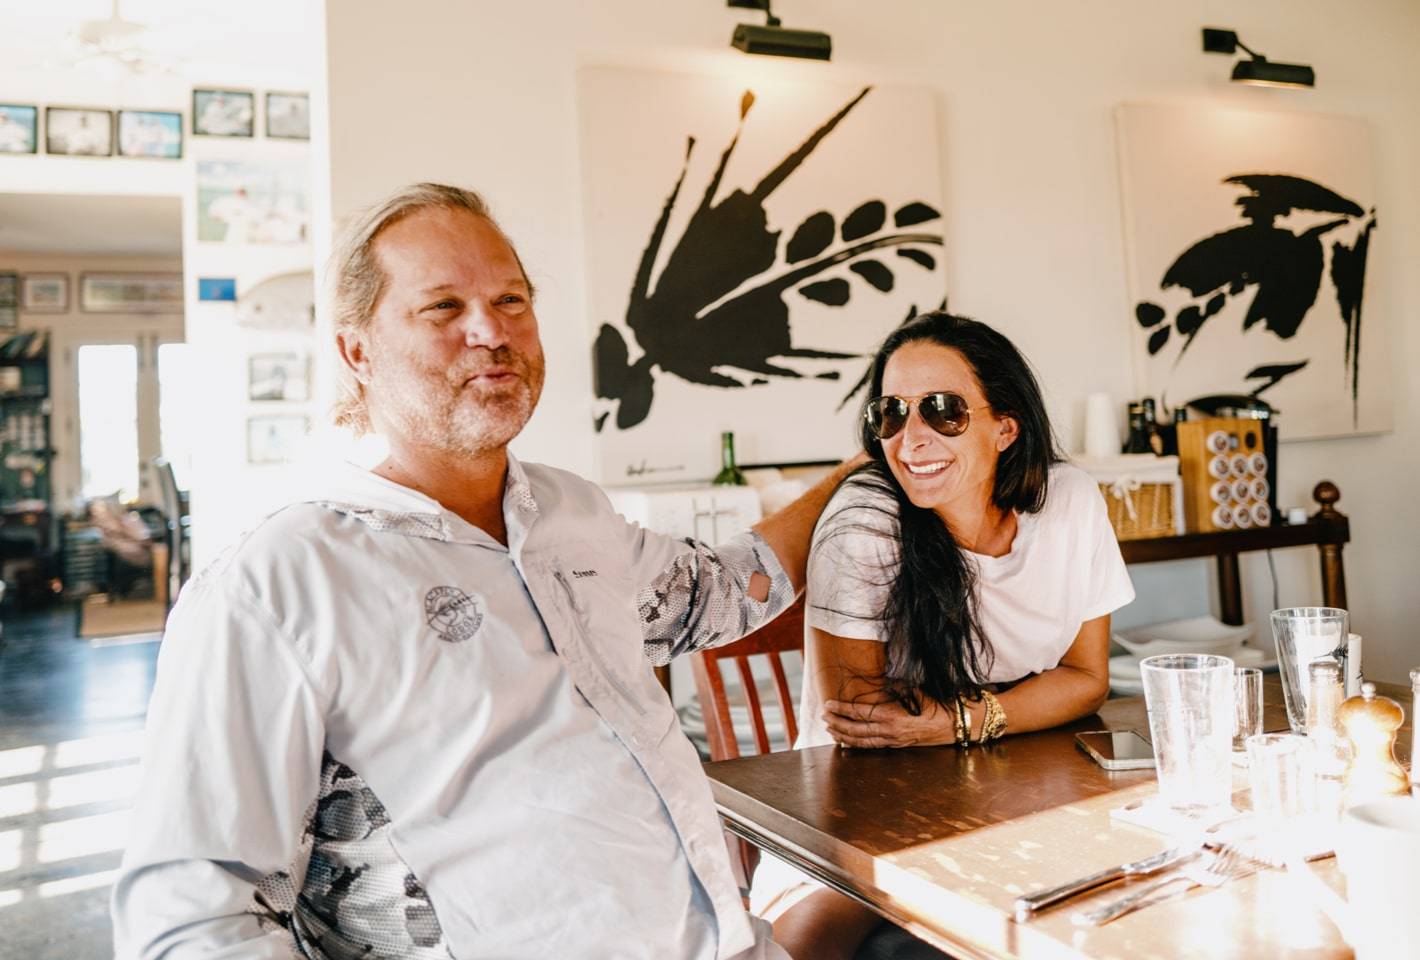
left=329, top=182, right=523, bottom=434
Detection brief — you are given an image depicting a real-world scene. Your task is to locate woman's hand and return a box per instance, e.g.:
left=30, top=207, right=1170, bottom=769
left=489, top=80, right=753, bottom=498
left=822, top=696, right=957, bottom=748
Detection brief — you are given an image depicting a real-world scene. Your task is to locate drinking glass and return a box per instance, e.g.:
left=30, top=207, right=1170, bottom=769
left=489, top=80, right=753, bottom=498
left=1234, top=666, right=1263, bottom=751
left=1246, top=733, right=1316, bottom=818
left=1141, top=654, right=1235, bottom=813
left=1271, top=607, right=1349, bottom=733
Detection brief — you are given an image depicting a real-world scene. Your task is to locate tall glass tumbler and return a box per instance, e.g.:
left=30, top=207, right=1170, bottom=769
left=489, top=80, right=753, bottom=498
left=1271, top=607, right=1350, bottom=733
left=1141, top=654, right=1236, bottom=813
left=1234, top=666, right=1264, bottom=751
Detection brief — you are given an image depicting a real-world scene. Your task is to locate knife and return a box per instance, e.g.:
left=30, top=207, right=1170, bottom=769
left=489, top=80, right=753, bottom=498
left=1012, top=845, right=1197, bottom=921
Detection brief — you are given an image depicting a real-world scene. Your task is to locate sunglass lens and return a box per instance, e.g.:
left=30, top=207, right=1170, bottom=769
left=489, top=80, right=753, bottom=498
left=921, top=393, right=970, bottom=437
left=868, top=398, right=909, bottom=439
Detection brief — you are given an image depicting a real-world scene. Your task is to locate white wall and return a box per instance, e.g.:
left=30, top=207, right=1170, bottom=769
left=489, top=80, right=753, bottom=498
left=180, top=137, right=315, bottom=568
left=0, top=58, right=317, bottom=569
left=322, top=1, right=1420, bottom=682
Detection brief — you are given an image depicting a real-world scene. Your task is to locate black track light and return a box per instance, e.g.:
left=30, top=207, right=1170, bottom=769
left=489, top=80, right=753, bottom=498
left=1203, top=28, right=1315, bottom=89
left=728, top=0, right=831, bottom=61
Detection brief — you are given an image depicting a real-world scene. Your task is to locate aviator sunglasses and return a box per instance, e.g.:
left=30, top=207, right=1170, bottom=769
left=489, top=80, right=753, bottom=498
left=864, top=391, right=982, bottom=441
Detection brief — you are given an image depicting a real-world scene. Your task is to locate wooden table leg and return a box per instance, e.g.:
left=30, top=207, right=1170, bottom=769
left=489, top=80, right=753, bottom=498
left=1217, top=552, right=1243, bottom=626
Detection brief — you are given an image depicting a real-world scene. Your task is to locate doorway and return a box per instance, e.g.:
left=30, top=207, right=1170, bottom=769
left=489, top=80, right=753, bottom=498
left=0, top=192, right=187, bottom=637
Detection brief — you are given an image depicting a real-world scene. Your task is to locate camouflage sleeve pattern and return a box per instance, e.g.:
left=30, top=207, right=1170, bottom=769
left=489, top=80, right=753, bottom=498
left=637, top=530, right=795, bottom=666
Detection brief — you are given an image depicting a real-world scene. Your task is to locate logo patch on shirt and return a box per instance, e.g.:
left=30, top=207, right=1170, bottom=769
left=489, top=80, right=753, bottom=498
left=572, top=569, right=598, bottom=579
left=424, top=586, right=484, bottom=643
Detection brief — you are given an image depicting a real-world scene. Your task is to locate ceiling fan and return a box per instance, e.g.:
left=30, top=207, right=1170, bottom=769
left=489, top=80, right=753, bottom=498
left=67, top=0, right=184, bottom=75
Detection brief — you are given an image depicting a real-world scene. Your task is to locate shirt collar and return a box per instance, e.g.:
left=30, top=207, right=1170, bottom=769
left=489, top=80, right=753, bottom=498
left=305, top=453, right=541, bottom=548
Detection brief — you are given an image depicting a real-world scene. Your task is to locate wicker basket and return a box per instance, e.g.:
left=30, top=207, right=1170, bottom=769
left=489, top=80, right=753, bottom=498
left=1075, top=454, right=1183, bottom=542
left=1097, top=480, right=1178, bottom=541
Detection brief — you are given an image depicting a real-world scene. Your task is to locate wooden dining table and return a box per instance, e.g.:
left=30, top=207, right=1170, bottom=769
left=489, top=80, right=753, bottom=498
left=704, top=678, right=1413, bottom=960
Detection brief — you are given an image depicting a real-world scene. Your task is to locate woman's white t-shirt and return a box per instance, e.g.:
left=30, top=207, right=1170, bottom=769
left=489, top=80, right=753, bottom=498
left=796, top=461, right=1136, bottom=748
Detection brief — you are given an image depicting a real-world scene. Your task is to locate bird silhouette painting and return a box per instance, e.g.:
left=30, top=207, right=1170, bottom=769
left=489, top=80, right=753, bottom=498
left=1135, top=174, right=1376, bottom=418
left=1118, top=105, right=1390, bottom=439
left=579, top=68, right=945, bottom=481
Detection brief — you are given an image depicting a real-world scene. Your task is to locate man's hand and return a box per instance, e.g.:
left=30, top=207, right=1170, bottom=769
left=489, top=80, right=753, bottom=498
left=822, top=696, right=957, bottom=749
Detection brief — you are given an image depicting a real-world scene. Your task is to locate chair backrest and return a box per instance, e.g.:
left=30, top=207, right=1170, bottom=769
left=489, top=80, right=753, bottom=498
left=689, top=596, right=805, bottom=762
left=150, top=458, right=182, bottom=527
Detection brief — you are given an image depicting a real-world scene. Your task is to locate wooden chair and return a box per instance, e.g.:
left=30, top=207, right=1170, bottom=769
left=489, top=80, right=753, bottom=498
left=149, top=458, right=188, bottom=611
left=689, top=595, right=805, bottom=891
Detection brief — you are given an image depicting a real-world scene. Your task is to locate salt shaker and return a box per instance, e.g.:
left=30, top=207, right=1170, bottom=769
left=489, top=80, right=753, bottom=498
left=1306, top=660, right=1351, bottom=818
left=1337, top=682, right=1410, bottom=807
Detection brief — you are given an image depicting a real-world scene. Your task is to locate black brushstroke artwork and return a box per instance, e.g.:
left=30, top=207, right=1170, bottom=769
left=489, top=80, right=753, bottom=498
left=1135, top=174, right=1377, bottom=421
left=594, top=87, right=944, bottom=431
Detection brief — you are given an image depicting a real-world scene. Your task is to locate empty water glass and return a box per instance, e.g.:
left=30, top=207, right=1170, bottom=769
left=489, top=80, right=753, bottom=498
left=1271, top=607, right=1349, bottom=733
left=1246, top=732, right=1318, bottom=861
left=1234, top=666, right=1263, bottom=751
left=1246, top=733, right=1316, bottom=817
left=1141, top=654, right=1235, bottom=814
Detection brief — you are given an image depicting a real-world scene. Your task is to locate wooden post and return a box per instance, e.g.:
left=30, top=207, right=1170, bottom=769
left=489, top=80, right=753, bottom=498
left=1216, top=552, right=1243, bottom=626
left=1312, top=481, right=1349, bottom=610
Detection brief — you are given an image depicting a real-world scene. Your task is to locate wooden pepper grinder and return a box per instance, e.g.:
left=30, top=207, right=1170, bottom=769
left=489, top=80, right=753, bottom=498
left=1337, top=681, right=1410, bottom=807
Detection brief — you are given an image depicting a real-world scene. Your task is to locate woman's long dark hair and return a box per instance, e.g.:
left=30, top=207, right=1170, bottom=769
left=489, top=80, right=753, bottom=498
left=822, top=311, right=1062, bottom=713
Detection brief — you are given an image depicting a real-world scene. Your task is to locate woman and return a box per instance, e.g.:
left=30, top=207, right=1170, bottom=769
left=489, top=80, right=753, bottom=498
left=753, top=312, right=1135, bottom=959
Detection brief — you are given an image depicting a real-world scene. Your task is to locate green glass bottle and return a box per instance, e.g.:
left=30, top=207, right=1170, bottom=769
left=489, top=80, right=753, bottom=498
left=713, top=431, right=747, bottom=486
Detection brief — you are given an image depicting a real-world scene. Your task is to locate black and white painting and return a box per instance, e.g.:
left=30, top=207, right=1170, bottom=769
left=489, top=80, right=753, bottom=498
left=1117, top=104, right=1389, bottom=439
left=578, top=67, right=946, bottom=484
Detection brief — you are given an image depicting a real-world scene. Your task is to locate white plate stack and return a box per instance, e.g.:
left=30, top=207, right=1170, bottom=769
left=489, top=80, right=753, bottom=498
left=1108, top=615, right=1274, bottom=696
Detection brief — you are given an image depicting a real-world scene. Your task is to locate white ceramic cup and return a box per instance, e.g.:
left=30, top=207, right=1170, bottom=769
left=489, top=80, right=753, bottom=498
left=1083, top=393, right=1120, bottom=458
left=1291, top=796, right=1420, bottom=960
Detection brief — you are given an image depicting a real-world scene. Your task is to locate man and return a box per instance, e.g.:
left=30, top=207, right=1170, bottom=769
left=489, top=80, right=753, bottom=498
left=113, top=183, right=857, bottom=959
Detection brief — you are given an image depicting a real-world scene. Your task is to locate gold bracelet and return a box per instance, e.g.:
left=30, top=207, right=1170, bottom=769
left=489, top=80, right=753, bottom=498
left=978, top=689, right=1008, bottom=742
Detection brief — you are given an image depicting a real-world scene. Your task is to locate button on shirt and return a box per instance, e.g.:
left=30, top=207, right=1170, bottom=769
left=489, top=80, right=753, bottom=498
left=112, top=456, right=795, bottom=960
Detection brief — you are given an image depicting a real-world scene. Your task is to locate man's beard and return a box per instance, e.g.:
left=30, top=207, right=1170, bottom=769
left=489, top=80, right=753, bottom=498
left=369, top=344, right=545, bottom=457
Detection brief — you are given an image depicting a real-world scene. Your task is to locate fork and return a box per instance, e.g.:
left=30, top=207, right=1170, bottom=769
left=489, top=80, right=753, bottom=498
left=1073, top=844, right=1259, bottom=927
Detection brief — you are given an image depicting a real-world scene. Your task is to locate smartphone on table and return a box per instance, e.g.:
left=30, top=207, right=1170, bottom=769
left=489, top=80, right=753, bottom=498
left=1075, top=730, right=1155, bottom=770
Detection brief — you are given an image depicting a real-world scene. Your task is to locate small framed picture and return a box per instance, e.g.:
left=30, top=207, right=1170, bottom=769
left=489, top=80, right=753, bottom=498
left=21, top=274, right=69, bottom=313
left=80, top=273, right=183, bottom=314
left=193, top=88, right=255, bottom=137
left=247, top=414, right=309, bottom=464
left=248, top=353, right=310, bottom=402
left=46, top=107, right=114, bottom=156
left=0, top=272, right=17, bottom=332
left=265, top=92, right=310, bottom=140
left=0, top=105, right=38, bottom=154
left=117, top=110, right=183, bottom=159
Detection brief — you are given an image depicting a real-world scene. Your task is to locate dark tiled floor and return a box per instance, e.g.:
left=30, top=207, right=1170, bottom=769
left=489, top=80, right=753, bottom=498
left=0, top=605, right=160, bottom=959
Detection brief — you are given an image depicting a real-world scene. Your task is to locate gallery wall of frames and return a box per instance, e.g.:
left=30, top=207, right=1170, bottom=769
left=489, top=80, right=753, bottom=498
left=0, top=89, right=308, bottom=160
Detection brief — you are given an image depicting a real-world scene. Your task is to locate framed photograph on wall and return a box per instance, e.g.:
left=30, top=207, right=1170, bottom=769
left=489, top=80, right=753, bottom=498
left=0, top=105, right=38, bottom=154
left=45, top=107, right=113, bottom=156
left=80, top=273, right=183, bottom=314
left=0, top=273, right=17, bottom=332
left=265, top=92, right=309, bottom=140
left=196, top=159, right=309, bottom=245
left=248, top=353, right=309, bottom=402
left=193, top=88, right=254, bottom=137
left=117, top=110, right=183, bottom=159
left=247, top=414, right=309, bottom=464
left=21, top=274, right=68, bottom=313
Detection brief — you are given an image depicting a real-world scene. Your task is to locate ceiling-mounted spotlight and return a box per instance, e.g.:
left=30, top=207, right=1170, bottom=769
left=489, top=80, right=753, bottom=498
left=1203, top=27, right=1315, bottom=88
left=728, top=0, right=831, bottom=61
